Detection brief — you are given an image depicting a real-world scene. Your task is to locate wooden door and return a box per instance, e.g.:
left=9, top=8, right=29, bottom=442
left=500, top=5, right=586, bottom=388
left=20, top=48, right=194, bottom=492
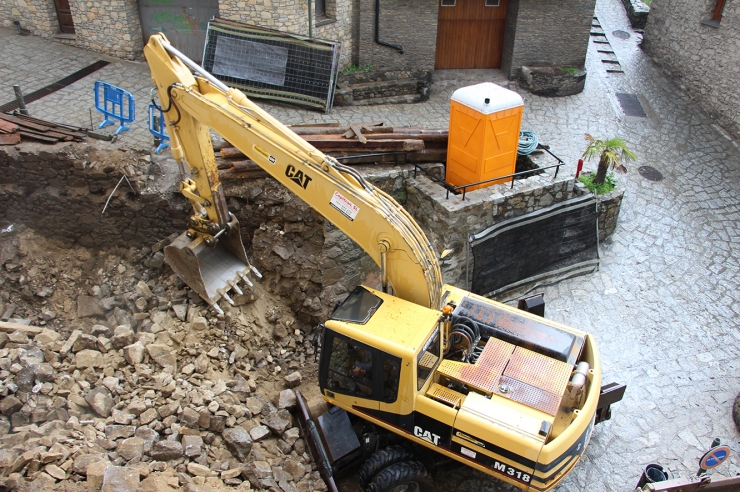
left=435, top=0, right=507, bottom=69
left=54, top=0, right=75, bottom=34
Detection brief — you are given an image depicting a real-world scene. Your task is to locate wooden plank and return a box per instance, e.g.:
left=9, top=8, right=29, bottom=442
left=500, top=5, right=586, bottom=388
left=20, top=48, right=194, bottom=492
left=290, top=125, right=392, bottom=136
left=0, top=134, right=21, bottom=145
left=347, top=124, right=368, bottom=143
left=0, top=321, right=43, bottom=335
left=0, top=113, right=51, bottom=132
left=18, top=131, right=60, bottom=143
left=18, top=128, right=68, bottom=140
left=0, top=119, right=18, bottom=133
left=10, top=113, right=86, bottom=133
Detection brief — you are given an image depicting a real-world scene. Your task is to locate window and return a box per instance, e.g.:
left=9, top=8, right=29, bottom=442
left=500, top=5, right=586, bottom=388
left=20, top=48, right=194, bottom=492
left=330, top=286, right=383, bottom=325
left=382, top=357, right=401, bottom=403
left=702, top=0, right=726, bottom=27
left=485, top=0, right=500, bottom=6
left=315, top=0, right=326, bottom=18
left=417, top=328, right=441, bottom=390
left=326, top=337, right=375, bottom=398
left=441, top=0, right=456, bottom=6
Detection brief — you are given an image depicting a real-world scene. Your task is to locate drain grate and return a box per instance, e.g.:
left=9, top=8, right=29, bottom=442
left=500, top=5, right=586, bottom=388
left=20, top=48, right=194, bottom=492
left=638, top=166, right=663, bottom=181
left=612, top=30, right=631, bottom=40
left=616, top=92, right=647, bottom=117
left=0, top=60, right=110, bottom=113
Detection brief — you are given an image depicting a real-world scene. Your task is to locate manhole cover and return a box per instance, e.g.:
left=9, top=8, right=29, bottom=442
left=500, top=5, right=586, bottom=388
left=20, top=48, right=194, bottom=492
left=612, top=30, right=631, bottom=40
left=638, top=166, right=663, bottom=181
left=616, top=92, right=647, bottom=117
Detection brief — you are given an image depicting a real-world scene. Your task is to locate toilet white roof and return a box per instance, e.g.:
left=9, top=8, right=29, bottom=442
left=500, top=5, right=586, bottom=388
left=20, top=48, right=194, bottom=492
left=451, top=82, right=524, bottom=114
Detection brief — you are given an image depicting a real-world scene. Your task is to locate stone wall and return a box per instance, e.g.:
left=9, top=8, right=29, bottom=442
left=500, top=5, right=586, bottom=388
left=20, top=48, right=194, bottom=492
left=501, top=0, right=596, bottom=79
left=65, top=0, right=144, bottom=59
left=357, top=0, right=438, bottom=71
left=0, top=145, right=186, bottom=250
left=0, top=0, right=144, bottom=59
left=642, top=0, right=740, bottom=140
left=219, top=0, right=354, bottom=68
left=0, top=0, right=58, bottom=37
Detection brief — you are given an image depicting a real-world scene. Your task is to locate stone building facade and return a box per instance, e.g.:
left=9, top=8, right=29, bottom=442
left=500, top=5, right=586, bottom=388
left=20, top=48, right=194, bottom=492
left=1, top=0, right=595, bottom=80
left=501, top=0, right=596, bottom=78
left=0, top=0, right=144, bottom=60
left=642, top=0, right=740, bottom=139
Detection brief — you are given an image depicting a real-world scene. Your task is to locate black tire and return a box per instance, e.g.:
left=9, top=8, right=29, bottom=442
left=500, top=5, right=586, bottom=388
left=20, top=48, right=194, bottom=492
left=358, top=445, right=417, bottom=489
left=733, top=392, right=740, bottom=432
left=366, top=461, right=432, bottom=492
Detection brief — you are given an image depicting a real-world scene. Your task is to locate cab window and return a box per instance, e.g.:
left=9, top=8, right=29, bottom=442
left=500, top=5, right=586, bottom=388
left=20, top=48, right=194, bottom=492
left=417, top=328, right=440, bottom=390
left=321, top=330, right=402, bottom=403
left=326, top=336, right=375, bottom=398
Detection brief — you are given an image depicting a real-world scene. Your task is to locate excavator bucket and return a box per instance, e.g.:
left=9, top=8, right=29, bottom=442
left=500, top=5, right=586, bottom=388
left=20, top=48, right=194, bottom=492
left=164, top=218, right=259, bottom=314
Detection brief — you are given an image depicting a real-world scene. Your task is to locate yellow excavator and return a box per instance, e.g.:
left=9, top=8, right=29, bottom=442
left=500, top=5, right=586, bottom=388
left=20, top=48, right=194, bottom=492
left=144, top=33, right=624, bottom=492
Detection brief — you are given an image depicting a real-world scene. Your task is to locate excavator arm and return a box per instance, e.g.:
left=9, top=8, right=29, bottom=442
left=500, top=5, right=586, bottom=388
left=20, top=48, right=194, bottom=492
left=144, top=34, right=443, bottom=310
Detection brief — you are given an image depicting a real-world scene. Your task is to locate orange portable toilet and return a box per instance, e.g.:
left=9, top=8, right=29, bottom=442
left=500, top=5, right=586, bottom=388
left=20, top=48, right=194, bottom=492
left=446, top=82, right=524, bottom=192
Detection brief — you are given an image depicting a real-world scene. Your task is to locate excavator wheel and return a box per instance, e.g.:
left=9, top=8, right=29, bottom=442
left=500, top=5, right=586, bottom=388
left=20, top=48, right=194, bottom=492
left=366, top=461, right=432, bottom=492
left=733, top=391, right=740, bottom=432
left=358, top=444, right=417, bottom=489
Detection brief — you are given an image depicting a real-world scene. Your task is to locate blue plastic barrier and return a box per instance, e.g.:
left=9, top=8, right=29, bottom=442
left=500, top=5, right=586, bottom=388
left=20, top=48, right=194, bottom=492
left=148, top=104, right=170, bottom=154
left=94, top=81, right=135, bottom=135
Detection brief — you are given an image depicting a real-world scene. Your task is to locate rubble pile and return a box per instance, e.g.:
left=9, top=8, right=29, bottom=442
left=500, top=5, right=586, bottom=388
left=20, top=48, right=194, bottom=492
left=0, top=226, right=326, bottom=492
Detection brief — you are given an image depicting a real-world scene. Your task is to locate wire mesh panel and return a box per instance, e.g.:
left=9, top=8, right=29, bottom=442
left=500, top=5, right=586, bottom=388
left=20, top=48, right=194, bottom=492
left=203, top=18, right=341, bottom=113
left=468, top=195, right=599, bottom=297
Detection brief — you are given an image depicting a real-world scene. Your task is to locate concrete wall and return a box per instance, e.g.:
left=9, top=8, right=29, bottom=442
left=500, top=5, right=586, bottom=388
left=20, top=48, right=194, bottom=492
left=501, top=0, right=596, bottom=78
left=0, top=0, right=143, bottom=59
left=358, top=0, right=439, bottom=71
left=642, top=0, right=740, bottom=139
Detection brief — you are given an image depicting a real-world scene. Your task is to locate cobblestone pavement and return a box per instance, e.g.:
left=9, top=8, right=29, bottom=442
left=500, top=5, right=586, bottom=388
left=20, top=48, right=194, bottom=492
left=2, top=0, right=740, bottom=490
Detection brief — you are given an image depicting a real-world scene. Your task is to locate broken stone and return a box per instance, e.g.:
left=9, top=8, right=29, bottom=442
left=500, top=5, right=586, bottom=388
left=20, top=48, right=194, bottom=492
left=191, top=317, right=208, bottom=331
left=273, top=323, right=289, bottom=339
left=139, top=408, right=159, bottom=425
left=123, top=342, right=145, bottom=365
left=77, top=295, right=105, bottom=318
left=222, top=426, right=252, bottom=461
left=283, top=427, right=300, bottom=446
left=187, top=462, right=213, bottom=477
left=194, top=353, right=209, bottom=374
left=73, top=453, right=109, bottom=475
left=34, top=329, right=62, bottom=346
left=72, top=333, right=99, bottom=353
left=146, top=344, right=177, bottom=372
left=278, top=389, right=297, bottom=410
left=263, top=410, right=292, bottom=435
left=252, top=461, right=272, bottom=479
left=135, top=427, right=160, bottom=454
left=117, top=437, right=144, bottom=462
left=180, top=407, right=200, bottom=428
left=150, top=440, right=183, bottom=461
left=85, top=386, right=114, bottom=417
left=102, top=465, right=140, bottom=492
left=0, top=396, right=24, bottom=416
left=20, top=347, right=45, bottom=365
left=86, top=460, right=111, bottom=491
left=45, top=463, right=66, bottom=480
left=75, top=349, right=103, bottom=369
left=182, top=435, right=203, bottom=458
left=158, top=401, right=179, bottom=419
left=249, top=425, right=270, bottom=442
left=283, top=372, right=302, bottom=389
left=284, top=459, right=306, bottom=481
left=111, top=326, right=135, bottom=350
left=7, top=331, right=29, bottom=344
left=105, top=425, right=136, bottom=440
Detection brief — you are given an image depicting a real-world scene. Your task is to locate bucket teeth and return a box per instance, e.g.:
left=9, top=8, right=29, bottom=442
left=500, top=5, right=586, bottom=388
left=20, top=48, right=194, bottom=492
left=239, top=272, right=253, bottom=287
left=219, top=290, right=235, bottom=306
left=229, top=280, right=243, bottom=296
left=250, top=265, right=262, bottom=278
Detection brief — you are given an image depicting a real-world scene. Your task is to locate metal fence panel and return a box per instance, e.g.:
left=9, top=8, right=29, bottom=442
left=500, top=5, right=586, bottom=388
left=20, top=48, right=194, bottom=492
left=203, top=18, right=341, bottom=113
left=468, top=195, right=599, bottom=297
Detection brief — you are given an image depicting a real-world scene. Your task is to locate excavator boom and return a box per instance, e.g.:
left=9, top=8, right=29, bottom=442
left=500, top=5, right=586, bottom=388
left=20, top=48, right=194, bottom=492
left=144, top=34, right=443, bottom=311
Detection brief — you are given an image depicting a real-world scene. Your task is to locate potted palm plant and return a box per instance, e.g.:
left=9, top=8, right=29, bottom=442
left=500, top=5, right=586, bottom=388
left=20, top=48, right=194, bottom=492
left=579, top=134, right=636, bottom=194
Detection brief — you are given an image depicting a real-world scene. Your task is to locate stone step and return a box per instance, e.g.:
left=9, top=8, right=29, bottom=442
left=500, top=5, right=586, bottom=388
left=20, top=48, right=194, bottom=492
left=340, top=77, right=420, bottom=99
left=351, top=94, right=421, bottom=106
